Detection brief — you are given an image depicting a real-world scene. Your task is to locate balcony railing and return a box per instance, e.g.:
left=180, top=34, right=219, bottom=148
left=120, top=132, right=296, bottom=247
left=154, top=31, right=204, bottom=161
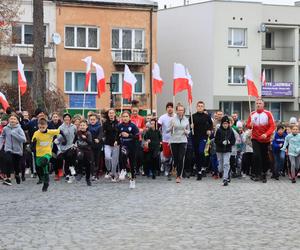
left=111, top=49, right=148, bottom=65
left=262, top=47, right=294, bottom=62
left=112, top=93, right=148, bottom=108
left=0, top=45, right=56, bottom=62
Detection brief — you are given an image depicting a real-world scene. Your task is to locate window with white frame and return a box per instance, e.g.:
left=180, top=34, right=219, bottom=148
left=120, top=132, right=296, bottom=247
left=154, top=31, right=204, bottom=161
left=265, top=102, right=281, bottom=121
left=220, top=101, right=243, bottom=118
left=228, top=66, right=245, bottom=84
left=111, top=28, right=144, bottom=50
left=111, top=72, right=144, bottom=94
left=65, top=26, right=99, bottom=49
left=265, top=32, right=274, bottom=49
left=11, top=70, right=33, bottom=85
left=263, top=68, right=273, bottom=82
left=64, top=72, right=97, bottom=93
left=228, top=28, right=247, bottom=47
left=12, top=24, right=47, bottom=45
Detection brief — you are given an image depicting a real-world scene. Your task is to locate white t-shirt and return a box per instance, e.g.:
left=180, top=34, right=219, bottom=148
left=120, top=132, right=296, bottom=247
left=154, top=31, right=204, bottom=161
left=158, top=113, right=175, bottom=143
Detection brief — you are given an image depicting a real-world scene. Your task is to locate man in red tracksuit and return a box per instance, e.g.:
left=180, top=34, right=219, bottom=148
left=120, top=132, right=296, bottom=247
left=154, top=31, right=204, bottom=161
left=246, top=98, right=275, bottom=183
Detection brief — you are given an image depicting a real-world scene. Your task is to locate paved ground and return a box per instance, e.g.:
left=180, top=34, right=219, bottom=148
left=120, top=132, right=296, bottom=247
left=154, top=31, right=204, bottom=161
left=0, top=174, right=300, bottom=250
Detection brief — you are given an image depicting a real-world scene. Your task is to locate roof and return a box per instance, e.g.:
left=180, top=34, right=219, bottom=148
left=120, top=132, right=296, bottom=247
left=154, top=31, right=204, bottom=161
left=55, top=0, right=158, bottom=8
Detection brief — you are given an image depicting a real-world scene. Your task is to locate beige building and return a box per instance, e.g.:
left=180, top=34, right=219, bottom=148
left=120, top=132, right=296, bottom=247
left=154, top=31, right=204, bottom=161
left=157, top=0, right=300, bottom=121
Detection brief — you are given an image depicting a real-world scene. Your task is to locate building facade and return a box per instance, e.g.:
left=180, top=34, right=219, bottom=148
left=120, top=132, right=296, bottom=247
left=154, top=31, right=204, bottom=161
left=157, top=0, right=300, bottom=121
left=55, top=0, right=157, bottom=115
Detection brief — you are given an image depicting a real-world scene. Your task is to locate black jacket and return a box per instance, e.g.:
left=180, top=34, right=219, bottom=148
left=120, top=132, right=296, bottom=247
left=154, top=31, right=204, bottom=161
left=190, top=112, right=213, bottom=140
left=144, top=128, right=162, bottom=156
left=103, top=119, right=119, bottom=146
left=215, top=126, right=236, bottom=153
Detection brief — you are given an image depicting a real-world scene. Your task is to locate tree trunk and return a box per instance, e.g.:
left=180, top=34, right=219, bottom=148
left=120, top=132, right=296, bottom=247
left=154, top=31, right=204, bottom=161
left=32, top=0, right=45, bottom=108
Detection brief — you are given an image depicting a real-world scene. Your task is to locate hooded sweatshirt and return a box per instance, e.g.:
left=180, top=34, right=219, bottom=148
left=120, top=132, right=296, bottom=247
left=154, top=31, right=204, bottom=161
left=1, top=123, right=27, bottom=156
left=57, top=123, right=77, bottom=153
left=281, top=133, right=300, bottom=157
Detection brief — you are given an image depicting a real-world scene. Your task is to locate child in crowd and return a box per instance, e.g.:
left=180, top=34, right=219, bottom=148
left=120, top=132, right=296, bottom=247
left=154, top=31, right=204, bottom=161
left=215, top=116, right=236, bottom=186
left=242, top=128, right=253, bottom=177
left=272, top=125, right=286, bottom=180
left=281, top=125, right=300, bottom=183
left=1, top=113, right=27, bottom=186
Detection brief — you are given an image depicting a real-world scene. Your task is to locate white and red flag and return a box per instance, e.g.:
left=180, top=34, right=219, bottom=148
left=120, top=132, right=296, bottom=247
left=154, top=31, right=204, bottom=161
left=0, top=92, right=9, bottom=111
left=17, top=56, right=27, bottom=95
left=122, top=64, right=137, bottom=100
left=186, top=68, right=193, bottom=104
left=261, top=69, right=266, bottom=87
left=92, top=62, right=106, bottom=97
left=81, top=56, right=92, bottom=91
left=173, top=63, right=189, bottom=96
left=152, top=63, right=163, bottom=94
left=245, top=65, right=259, bottom=98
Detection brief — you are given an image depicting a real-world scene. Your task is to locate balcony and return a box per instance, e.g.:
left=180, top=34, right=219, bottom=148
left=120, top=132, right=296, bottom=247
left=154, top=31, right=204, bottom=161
left=262, top=47, right=294, bottom=62
left=0, top=45, right=56, bottom=63
left=111, top=49, right=148, bottom=65
left=112, top=94, right=148, bottom=108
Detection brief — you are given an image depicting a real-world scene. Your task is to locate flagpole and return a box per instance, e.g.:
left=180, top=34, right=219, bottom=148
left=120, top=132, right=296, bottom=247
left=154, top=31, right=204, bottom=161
left=248, top=95, right=252, bottom=114
left=18, top=85, right=21, bottom=112
left=121, top=96, right=123, bottom=113
left=189, top=102, right=194, bottom=135
left=82, top=90, right=86, bottom=118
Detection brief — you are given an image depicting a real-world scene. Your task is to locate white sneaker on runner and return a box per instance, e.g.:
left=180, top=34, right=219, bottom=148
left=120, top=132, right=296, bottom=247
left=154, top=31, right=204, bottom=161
left=104, top=173, right=110, bottom=179
left=69, top=166, right=76, bottom=176
left=129, top=180, right=136, bottom=189
left=67, top=176, right=73, bottom=184
left=119, top=169, right=126, bottom=181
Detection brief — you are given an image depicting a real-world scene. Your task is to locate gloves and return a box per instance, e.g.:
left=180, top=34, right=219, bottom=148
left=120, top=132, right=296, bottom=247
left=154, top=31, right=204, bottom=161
left=222, top=140, right=228, bottom=145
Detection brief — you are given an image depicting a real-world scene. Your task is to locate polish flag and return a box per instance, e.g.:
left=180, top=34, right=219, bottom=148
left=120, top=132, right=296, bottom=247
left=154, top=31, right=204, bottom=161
left=173, top=63, right=189, bottom=96
left=17, top=56, right=27, bottom=95
left=245, top=65, right=259, bottom=98
left=261, top=69, right=266, bottom=87
left=123, top=64, right=137, bottom=100
left=152, top=63, right=163, bottom=94
left=81, top=56, right=92, bottom=91
left=92, top=62, right=106, bottom=97
left=186, top=68, right=193, bottom=104
left=0, top=92, right=9, bottom=111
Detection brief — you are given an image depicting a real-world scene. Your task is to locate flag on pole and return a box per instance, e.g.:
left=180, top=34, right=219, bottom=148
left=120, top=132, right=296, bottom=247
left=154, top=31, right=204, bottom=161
left=17, top=56, right=27, bottom=95
left=261, top=69, right=266, bottom=87
left=92, top=62, right=106, bottom=97
left=152, top=63, right=163, bottom=94
left=186, top=68, right=193, bottom=104
left=245, top=65, right=259, bottom=98
left=81, top=56, right=92, bottom=91
left=173, top=63, right=189, bottom=96
left=0, top=92, right=9, bottom=111
left=122, top=64, right=137, bottom=100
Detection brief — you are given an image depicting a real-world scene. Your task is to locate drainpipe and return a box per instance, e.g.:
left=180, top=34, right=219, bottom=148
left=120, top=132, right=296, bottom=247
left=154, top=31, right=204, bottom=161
left=149, top=7, right=153, bottom=114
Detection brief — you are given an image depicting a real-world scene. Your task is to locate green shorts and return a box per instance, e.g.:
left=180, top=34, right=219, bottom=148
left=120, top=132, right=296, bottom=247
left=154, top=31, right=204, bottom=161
left=36, top=154, right=52, bottom=167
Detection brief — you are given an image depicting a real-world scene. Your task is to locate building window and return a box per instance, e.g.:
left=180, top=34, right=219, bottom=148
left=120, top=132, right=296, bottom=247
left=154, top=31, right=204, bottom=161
left=64, top=72, right=97, bottom=93
left=228, top=28, right=247, bottom=47
left=12, top=70, right=33, bottom=85
left=265, top=102, right=281, bottom=121
left=12, top=24, right=47, bottom=45
left=111, top=72, right=144, bottom=94
left=111, top=28, right=145, bottom=50
left=265, top=32, right=274, bottom=49
left=263, top=68, right=273, bottom=82
left=64, top=26, right=100, bottom=49
left=228, top=66, right=245, bottom=84
left=220, top=101, right=243, bottom=119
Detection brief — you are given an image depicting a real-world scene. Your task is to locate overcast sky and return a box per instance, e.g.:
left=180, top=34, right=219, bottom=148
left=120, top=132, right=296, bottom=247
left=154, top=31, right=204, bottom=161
left=157, top=0, right=296, bottom=9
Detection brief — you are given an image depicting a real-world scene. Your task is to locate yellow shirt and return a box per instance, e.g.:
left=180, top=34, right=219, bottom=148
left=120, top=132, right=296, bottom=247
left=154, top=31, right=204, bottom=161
left=32, top=129, right=60, bottom=157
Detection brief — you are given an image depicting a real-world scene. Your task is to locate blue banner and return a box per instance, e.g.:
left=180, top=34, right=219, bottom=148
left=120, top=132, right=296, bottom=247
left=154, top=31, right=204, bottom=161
left=69, top=94, right=96, bottom=108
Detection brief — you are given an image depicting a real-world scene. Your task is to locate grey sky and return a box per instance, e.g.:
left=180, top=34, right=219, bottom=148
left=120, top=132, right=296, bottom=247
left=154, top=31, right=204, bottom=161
left=157, top=0, right=296, bottom=9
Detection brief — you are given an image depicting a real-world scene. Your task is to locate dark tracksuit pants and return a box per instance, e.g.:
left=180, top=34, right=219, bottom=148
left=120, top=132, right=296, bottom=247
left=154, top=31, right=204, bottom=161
left=252, top=139, right=269, bottom=177
left=171, top=143, right=187, bottom=178
left=5, top=152, right=21, bottom=178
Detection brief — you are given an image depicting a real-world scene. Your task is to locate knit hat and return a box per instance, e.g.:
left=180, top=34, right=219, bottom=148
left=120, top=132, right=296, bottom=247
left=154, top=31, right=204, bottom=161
left=221, top=116, right=230, bottom=125
left=289, top=117, right=297, bottom=125
left=63, top=113, right=72, bottom=120
left=34, top=108, right=44, bottom=117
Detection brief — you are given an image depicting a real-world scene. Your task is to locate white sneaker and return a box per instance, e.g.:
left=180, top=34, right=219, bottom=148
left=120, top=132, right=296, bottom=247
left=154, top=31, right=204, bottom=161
left=104, top=173, right=110, bottom=179
left=69, top=166, right=76, bottom=176
left=30, top=174, right=34, bottom=178
left=111, top=177, right=117, bottom=183
left=119, top=169, right=126, bottom=181
left=67, top=176, right=73, bottom=184
left=129, top=180, right=136, bottom=189
left=25, top=168, right=30, bottom=175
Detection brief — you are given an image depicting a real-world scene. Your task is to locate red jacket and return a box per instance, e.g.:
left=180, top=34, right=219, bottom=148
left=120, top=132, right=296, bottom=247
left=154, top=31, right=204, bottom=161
left=246, top=109, right=275, bottom=143
left=131, top=115, right=145, bottom=141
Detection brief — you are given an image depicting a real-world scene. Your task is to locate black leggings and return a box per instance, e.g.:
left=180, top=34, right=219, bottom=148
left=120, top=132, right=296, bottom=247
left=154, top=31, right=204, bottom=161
left=252, top=139, right=269, bottom=177
left=57, top=148, right=76, bottom=176
left=76, top=149, right=92, bottom=181
left=4, top=152, right=21, bottom=178
left=120, top=148, right=136, bottom=179
left=171, top=143, right=187, bottom=178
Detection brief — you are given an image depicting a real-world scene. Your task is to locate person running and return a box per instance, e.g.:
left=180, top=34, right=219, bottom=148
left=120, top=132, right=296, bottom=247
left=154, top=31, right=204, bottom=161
left=31, top=118, right=62, bottom=192
left=190, top=101, right=213, bottom=180
left=1, top=113, right=27, bottom=186
left=215, top=116, right=236, bottom=186
left=271, top=125, right=286, bottom=180
left=168, top=103, right=189, bottom=183
left=246, top=98, right=275, bottom=183
left=117, top=111, right=139, bottom=189
left=281, top=124, right=300, bottom=183
left=103, top=109, right=119, bottom=182
left=74, top=119, right=93, bottom=186
left=158, top=102, right=175, bottom=180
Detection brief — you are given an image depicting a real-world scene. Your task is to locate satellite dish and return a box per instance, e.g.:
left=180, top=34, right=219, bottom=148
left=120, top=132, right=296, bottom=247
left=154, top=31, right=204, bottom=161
left=52, top=33, right=61, bottom=45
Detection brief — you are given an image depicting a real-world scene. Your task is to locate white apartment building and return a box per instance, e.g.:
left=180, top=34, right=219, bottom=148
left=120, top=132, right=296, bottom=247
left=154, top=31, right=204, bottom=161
left=157, top=0, right=300, bottom=121
left=0, top=0, right=56, bottom=90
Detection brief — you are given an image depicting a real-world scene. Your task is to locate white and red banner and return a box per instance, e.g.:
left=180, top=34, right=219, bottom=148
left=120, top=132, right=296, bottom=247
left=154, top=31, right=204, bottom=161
left=245, top=65, right=259, bottom=98
left=0, top=92, right=9, bottom=111
left=92, top=62, right=106, bottom=98
left=186, top=68, right=193, bottom=104
left=261, top=69, right=266, bottom=87
left=173, top=63, right=189, bottom=96
left=17, top=56, right=27, bottom=96
left=123, top=64, right=137, bottom=100
left=81, top=56, right=92, bottom=91
left=152, top=63, right=163, bottom=94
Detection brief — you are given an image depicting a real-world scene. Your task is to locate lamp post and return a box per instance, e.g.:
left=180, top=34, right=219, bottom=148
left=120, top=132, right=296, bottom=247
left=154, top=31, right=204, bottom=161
left=107, top=76, right=116, bottom=108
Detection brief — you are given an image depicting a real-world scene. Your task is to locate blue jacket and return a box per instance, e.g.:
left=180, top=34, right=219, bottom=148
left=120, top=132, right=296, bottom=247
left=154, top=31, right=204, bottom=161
left=117, top=122, right=139, bottom=149
left=272, top=132, right=286, bottom=152
left=281, top=133, right=300, bottom=157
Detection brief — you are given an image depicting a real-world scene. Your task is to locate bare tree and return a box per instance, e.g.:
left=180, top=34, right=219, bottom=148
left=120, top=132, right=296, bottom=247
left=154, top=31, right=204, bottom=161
left=32, top=0, right=45, bottom=108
